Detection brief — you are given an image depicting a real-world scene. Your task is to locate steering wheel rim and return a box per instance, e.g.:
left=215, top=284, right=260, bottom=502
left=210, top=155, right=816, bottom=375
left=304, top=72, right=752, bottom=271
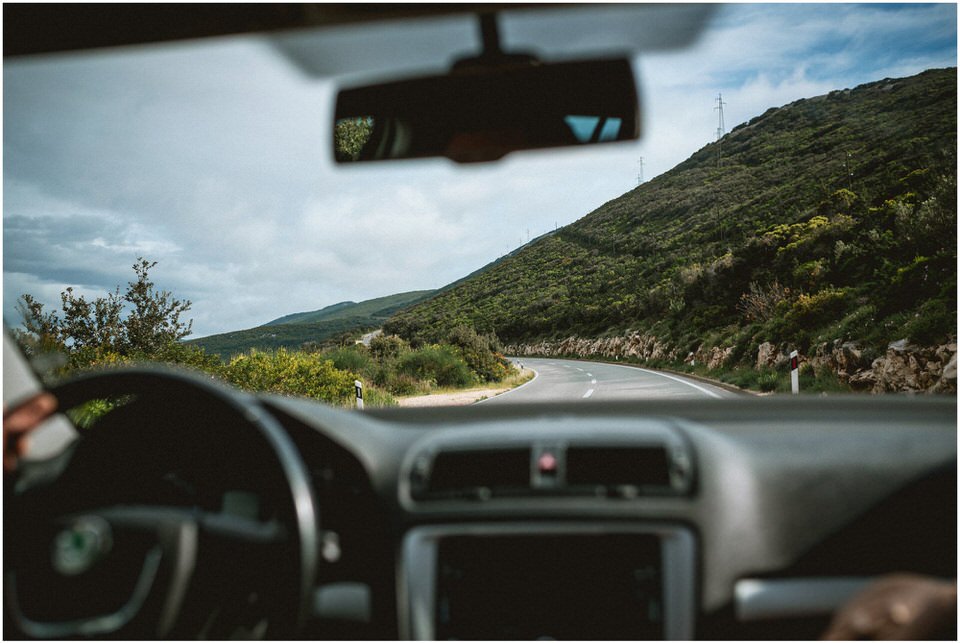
left=5, top=366, right=319, bottom=639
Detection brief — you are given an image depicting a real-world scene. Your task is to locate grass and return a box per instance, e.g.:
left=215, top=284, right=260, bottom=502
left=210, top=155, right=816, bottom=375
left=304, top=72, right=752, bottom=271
left=396, top=366, right=535, bottom=399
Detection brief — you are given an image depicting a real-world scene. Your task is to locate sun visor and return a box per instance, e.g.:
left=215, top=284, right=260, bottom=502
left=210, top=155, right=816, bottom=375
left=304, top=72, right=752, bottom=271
left=271, top=4, right=717, bottom=80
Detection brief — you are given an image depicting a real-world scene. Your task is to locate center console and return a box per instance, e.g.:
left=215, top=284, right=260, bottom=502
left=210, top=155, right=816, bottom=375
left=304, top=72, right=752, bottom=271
left=400, top=523, right=695, bottom=640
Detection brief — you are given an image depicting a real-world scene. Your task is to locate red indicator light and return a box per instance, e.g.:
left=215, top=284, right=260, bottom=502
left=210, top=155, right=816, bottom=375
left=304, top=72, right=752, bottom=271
left=538, top=452, right=558, bottom=473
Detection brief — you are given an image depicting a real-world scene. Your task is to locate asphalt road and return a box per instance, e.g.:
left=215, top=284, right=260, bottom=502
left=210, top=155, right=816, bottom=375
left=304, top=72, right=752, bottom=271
left=481, top=357, right=739, bottom=404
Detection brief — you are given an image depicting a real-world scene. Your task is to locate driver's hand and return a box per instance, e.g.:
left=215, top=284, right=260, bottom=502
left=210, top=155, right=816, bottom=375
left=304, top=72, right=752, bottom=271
left=821, top=573, right=957, bottom=640
left=3, top=392, right=57, bottom=473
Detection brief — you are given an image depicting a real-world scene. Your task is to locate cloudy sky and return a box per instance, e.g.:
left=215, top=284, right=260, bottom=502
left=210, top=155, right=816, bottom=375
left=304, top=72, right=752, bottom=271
left=4, top=3, right=957, bottom=339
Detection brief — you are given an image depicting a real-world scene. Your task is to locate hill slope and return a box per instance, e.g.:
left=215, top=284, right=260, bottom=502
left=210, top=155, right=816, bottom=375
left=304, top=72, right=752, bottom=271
left=265, top=290, right=435, bottom=326
left=386, top=69, right=957, bottom=365
left=191, top=289, right=435, bottom=358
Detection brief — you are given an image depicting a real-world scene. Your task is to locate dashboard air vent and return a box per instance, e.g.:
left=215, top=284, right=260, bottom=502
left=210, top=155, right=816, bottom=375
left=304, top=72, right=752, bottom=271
left=424, top=448, right=531, bottom=498
left=566, top=446, right=672, bottom=490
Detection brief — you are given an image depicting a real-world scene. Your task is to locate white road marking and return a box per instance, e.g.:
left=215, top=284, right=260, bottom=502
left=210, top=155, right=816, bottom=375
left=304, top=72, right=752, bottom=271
left=603, top=362, right=724, bottom=398
left=586, top=373, right=593, bottom=377
left=576, top=367, right=584, bottom=372
left=583, top=388, right=594, bottom=398
left=591, top=379, right=597, bottom=384
left=474, top=368, right=540, bottom=404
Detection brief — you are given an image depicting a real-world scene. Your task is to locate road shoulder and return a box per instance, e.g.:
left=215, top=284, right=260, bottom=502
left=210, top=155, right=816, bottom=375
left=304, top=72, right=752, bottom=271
left=397, top=369, right=536, bottom=407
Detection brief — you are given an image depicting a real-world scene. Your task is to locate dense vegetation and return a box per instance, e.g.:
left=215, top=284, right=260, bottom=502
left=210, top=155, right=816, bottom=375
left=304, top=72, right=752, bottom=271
left=320, top=326, right=510, bottom=396
left=386, top=69, right=957, bottom=364
left=14, top=258, right=214, bottom=372
left=188, top=290, right=434, bottom=359
left=15, top=263, right=507, bottom=408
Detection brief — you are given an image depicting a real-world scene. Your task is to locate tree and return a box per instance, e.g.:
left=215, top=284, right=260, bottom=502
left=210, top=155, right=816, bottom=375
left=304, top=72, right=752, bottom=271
left=122, top=258, right=193, bottom=355
left=15, top=258, right=194, bottom=364
left=334, top=117, right=374, bottom=162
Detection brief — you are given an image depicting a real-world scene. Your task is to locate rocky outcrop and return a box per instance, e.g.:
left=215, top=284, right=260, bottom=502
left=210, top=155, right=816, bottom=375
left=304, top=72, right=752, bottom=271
left=506, top=332, right=679, bottom=363
left=869, top=339, right=957, bottom=394
left=756, top=341, right=790, bottom=370
left=507, top=333, right=957, bottom=395
left=685, top=345, right=735, bottom=370
left=752, top=337, right=956, bottom=394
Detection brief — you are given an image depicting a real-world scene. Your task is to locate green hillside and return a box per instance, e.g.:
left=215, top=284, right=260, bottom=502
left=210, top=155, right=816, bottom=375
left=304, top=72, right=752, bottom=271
left=186, top=316, right=374, bottom=359
left=190, top=289, right=435, bottom=359
left=386, top=69, right=957, bottom=362
left=265, top=290, right=435, bottom=326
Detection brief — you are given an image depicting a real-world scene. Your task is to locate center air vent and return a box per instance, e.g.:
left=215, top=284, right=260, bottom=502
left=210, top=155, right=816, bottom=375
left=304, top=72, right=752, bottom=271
left=566, top=446, right=671, bottom=487
left=413, top=448, right=532, bottom=499
left=407, top=436, right=694, bottom=501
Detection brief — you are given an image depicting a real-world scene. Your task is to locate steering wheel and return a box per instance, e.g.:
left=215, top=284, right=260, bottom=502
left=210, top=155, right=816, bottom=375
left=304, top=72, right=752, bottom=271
left=4, top=368, right=319, bottom=639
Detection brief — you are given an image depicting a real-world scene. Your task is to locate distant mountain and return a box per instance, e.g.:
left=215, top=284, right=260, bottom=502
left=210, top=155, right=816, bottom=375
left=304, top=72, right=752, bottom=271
left=190, top=289, right=436, bottom=359
left=265, top=290, right=435, bottom=326
left=386, top=68, right=957, bottom=360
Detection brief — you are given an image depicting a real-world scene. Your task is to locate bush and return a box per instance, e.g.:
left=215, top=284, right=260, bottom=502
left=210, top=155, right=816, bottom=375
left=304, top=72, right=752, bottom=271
left=361, top=387, right=398, bottom=408
left=324, top=346, right=374, bottom=376
left=788, top=288, right=850, bottom=327
left=446, top=325, right=510, bottom=382
left=369, top=334, right=408, bottom=362
left=384, top=372, right=429, bottom=396
left=222, top=348, right=357, bottom=405
left=737, top=281, right=791, bottom=322
left=757, top=369, right=780, bottom=392
left=903, top=298, right=956, bottom=346
left=396, top=345, right=475, bottom=388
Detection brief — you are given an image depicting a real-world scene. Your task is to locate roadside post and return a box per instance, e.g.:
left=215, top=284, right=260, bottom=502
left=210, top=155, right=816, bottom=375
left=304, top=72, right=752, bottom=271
left=790, top=350, right=799, bottom=395
left=355, top=379, right=364, bottom=410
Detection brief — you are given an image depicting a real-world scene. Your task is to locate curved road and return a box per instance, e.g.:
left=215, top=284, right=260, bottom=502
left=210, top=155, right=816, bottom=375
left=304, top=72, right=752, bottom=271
left=482, top=357, right=739, bottom=404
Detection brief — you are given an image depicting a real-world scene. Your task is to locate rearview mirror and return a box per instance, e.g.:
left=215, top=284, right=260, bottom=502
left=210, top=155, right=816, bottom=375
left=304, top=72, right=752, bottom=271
left=333, top=58, right=640, bottom=164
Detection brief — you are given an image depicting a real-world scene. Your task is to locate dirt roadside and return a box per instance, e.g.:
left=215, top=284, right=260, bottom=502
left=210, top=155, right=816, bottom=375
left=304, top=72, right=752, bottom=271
left=396, top=386, right=514, bottom=407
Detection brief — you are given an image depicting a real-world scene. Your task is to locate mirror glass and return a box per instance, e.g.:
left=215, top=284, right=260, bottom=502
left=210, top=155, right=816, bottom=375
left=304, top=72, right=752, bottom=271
left=334, top=58, right=640, bottom=164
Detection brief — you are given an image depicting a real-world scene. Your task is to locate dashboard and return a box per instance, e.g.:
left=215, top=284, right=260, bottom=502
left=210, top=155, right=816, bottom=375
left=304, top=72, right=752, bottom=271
left=261, top=393, right=956, bottom=640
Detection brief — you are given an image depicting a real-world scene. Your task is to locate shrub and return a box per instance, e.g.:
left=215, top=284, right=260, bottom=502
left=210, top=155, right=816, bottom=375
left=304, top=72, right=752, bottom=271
left=757, top=369, right=780, bottom=392
left=362, top=387, right=398, bottom=408
left=324, top=346, right=374, bottom=376
left=788, top=288, right=849, bottom=327
left=369, top=334, right=408, bottom=362
left=446, top=325, right=510, bottom=382
left=396, top=345, right=475, bottom=388
left=903, top=298, right=956, bottom=346
left=384, top=373, right=428, bottom=396
left=737, top=281, right=791, bottom=322
left=222, top=348, right=356, bottom=405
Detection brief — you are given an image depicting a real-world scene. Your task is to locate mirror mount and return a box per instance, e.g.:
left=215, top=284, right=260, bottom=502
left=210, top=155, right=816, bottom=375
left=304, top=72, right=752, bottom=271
left=451, top=12, right=539, bottom=72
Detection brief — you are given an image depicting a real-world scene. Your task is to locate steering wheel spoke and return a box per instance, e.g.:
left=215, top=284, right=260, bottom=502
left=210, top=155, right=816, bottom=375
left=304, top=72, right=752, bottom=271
left=59, top=505, right=288, bottom=547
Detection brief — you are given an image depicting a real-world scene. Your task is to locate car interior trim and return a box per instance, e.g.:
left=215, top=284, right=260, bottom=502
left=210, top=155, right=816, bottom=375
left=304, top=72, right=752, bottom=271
left=733, top=577, right=874, bottom=622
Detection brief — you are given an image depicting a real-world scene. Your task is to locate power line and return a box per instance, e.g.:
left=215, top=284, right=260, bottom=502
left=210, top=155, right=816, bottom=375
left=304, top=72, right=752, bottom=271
left=714, top=92, right=727, bottom=139
left=713, top=93, right=728, bottom=243
left=714, top=92, right=727, bottom=167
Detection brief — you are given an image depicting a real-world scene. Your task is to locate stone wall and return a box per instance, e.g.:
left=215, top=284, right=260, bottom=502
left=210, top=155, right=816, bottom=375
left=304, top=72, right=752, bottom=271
left=507, top=332, right=680, bottom=363
left=506, top=334, right=957, bottom=394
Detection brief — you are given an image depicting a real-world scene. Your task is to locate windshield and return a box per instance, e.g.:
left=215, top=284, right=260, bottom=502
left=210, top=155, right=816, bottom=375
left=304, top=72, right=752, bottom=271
left=4, top=3, right=957, bottom=409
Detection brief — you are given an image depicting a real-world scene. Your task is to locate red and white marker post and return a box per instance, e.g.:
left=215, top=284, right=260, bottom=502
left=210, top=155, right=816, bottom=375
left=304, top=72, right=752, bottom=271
left=790, top=350, right=799, bottom=395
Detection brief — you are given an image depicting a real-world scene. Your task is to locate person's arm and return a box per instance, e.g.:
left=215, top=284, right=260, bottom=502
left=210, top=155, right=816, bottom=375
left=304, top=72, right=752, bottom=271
left=822, top=573, right=957, bottom=640
left=3, top=392, right=58, bottom=473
